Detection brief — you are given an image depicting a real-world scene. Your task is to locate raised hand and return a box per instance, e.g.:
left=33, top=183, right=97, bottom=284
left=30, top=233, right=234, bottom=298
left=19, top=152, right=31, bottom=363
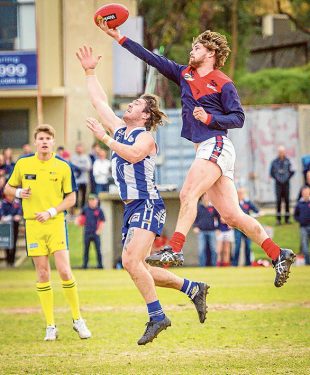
left=98, top=20, right=122, bottom=42
left=86, top=117, right=106, bottom=141
left=76, top=46, right=101, bottom=71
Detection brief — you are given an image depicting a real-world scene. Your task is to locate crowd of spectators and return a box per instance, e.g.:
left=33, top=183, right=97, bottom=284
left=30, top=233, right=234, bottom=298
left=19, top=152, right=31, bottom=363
left=192, top=189, right=260, bottom=267
left=0, top=144, right=309, bottom=267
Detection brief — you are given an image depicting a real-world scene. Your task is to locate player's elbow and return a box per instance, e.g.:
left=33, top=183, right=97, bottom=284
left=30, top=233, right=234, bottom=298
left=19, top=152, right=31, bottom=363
left=127, top=150, right=145, bottom=164
left=4, top=184, right=14, bottom=198
left=236, top=112, right=245, bottom=128
left=68, top=192, right=76, bottom=207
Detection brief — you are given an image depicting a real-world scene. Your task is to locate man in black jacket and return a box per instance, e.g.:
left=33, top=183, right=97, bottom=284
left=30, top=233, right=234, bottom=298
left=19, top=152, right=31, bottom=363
left=270, top=146, right=295, bottom=225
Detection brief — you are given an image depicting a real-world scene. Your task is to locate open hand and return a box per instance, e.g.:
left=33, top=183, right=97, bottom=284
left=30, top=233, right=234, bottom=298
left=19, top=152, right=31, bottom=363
left=76, top=46, right=101, bottom=71
left=86, top=117, right=106, bottom=140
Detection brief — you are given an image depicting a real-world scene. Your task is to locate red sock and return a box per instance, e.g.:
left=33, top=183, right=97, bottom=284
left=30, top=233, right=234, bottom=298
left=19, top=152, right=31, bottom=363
left=168, top=232, right=185, bottom=253
left=261, top=238, right=280, bottom=261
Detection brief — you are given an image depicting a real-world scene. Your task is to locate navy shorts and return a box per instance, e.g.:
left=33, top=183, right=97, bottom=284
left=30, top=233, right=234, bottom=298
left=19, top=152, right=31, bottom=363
left=122, top=198, right=166, bottom=246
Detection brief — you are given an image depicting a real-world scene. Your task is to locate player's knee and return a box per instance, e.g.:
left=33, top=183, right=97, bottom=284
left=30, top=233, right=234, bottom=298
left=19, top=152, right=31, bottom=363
left=58, top=268, right=72, bottom=281
left=179, top=188, right=193, bottom=204
left=222, top=215, right=239, bottom=228
left=37, top=267, right=50, bottom=282
left=122, top=253, right=139, bottom=274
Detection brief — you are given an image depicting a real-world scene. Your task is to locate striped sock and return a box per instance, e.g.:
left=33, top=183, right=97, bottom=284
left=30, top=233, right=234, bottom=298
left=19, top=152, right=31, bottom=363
left=36, top=281, right=55, bottom=326
left=147, top=300, right=165, bottom=322
left=62, top=278, right=81, bottom=320
left=181, top=279, right=199, bottom=300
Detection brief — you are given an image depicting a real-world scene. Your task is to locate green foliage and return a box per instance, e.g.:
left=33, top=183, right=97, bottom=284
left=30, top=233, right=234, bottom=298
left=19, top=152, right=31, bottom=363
left=236, top=64, right=310, bottom=105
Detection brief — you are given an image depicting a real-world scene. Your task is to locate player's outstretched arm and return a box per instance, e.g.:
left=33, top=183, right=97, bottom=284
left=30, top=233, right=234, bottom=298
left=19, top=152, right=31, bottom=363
left=76, top=45, right=123, bottom=134
left=98, top=20, right=183, bottom=85
left=86, top=117, right=155, bottom=164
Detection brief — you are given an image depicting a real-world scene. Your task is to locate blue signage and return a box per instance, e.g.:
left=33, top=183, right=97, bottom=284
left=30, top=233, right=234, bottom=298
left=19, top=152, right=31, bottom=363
left=0, top=51, right=37, bottom=89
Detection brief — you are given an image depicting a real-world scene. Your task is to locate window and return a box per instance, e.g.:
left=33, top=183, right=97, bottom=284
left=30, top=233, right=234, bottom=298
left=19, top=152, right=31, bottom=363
left=0, top=109, right=29, bottom=148
left=0, top=0, right=36, bottom=51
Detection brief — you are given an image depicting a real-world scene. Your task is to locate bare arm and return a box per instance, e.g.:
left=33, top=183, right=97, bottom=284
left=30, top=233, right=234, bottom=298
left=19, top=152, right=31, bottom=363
left=86, top=118, right=155, bottom=164
left=4, top=184, right=31, bottom=199
left=76, top=46, right=123, bottom=134
left=35, top=191, right=76, bottom=223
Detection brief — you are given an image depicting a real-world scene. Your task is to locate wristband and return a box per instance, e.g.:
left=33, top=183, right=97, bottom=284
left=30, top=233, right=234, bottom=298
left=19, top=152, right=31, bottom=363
left=102, top=134, right=115, bottom=148
left=15, top=188, right=22, bottom=198
left=47, top=207, right=57, bottom=218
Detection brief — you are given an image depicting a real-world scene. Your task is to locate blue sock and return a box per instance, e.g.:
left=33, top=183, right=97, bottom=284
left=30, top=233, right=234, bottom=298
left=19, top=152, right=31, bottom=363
left=181, top=279, right=199, bottom=300
left=147, top=300, right=165, bottom=322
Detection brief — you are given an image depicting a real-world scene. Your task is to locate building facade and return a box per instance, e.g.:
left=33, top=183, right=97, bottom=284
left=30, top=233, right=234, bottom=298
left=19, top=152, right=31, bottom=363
left=0, top=0, right=138, bottom=153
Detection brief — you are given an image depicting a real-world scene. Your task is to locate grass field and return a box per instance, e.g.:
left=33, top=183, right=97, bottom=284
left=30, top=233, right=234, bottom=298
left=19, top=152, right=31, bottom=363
left=0, top=266, right=309, bottom=374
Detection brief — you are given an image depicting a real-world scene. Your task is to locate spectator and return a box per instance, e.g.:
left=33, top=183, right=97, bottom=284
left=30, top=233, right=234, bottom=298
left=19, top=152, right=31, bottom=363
left=2, top=148, right=15, bottom=180
left=75, top=194, right=105, bottom=269
left=93, top=147, right=111, bottom=194
left=193, top=193, right=219, bottom=267
left=294, top=186, right=310, bottom=265
left=0, top=175, right=6, bottom=198
left=61, top=150, right=81, bottom=181
left=71, top=143, right=92, bottom=209
left=89, top=143, right=98, bottom=194
left=217, top=219, right=234, bottom=266
left=0, top=194, right=22, bottom=266
left=233, top=187, right=259, bottom=266
left=22, top=144, right=32, bottom=155
left=270, top=145, right=295, bottom=225
left=297, top=170, right=310, bottom=201
left=301, top=155, right=310, bottom=184
left=56, top=146, right=65, bottom=157
left=0, top=154, right=5, bottom=177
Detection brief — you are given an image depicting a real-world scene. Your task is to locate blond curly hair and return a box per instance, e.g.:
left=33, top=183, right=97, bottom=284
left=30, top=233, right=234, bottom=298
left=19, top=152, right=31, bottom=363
left=193, top=30, right=231, bottom=69
left=140, top=94, right=167, bottom=132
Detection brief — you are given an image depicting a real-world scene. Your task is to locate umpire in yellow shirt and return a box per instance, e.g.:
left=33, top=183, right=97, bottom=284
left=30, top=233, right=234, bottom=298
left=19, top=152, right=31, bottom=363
left=5, top=124, right=91, bottom=341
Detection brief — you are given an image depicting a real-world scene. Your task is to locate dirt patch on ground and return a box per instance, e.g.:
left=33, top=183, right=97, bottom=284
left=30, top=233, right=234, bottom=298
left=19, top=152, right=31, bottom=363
left=1, top=301, right=309, bottom=315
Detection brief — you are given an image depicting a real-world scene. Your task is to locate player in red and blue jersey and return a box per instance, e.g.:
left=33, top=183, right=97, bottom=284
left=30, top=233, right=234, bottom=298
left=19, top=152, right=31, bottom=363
left=98, top=23, right=295, bottom=287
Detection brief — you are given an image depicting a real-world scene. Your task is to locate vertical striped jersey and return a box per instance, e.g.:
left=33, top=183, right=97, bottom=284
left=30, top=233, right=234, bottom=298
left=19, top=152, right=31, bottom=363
left=111, top=127, right=160, bottom=201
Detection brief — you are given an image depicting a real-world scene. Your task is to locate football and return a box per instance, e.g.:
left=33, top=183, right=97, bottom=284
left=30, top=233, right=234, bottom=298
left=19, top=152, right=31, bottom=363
left=94, top=3, right=129, bottom=28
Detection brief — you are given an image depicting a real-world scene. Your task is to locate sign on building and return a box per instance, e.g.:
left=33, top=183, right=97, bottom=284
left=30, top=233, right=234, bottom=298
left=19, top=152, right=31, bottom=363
left=0, top=51, right=37, bottom=89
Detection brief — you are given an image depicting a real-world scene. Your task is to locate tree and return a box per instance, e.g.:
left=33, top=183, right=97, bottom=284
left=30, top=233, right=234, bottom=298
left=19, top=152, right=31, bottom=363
left=276, top=0, right=310, bottom=34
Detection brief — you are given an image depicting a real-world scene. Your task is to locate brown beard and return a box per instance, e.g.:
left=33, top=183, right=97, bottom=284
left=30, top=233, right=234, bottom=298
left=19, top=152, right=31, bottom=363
left=189, top=58, right=199, bottom=68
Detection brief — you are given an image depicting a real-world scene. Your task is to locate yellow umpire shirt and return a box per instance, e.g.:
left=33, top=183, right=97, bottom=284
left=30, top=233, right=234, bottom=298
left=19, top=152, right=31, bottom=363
left=8, top=152, right=77, bottom=220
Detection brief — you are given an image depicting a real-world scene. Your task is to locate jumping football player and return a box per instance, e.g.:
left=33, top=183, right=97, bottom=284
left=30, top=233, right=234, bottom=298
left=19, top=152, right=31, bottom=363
left=98, top=23, right=296, bottom=288
left=77, top=46, right=209, bottom=345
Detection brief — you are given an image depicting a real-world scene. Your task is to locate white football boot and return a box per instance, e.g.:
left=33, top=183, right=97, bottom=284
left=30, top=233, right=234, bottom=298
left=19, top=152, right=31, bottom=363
left=73, top=318, right=91, bottom=339
left=44, top=325, right=58, bottom=341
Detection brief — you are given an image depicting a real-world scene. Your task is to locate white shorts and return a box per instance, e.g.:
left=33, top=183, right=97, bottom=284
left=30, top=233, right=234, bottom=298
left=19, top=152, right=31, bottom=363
left=217, top=229, right=235, bottom=243
left=196, top=136, right=236, bottom=180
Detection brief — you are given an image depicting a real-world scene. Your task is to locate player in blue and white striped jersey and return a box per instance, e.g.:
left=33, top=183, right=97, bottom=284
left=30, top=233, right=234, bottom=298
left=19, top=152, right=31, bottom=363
left=77, top=46, right=209, bottom=345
